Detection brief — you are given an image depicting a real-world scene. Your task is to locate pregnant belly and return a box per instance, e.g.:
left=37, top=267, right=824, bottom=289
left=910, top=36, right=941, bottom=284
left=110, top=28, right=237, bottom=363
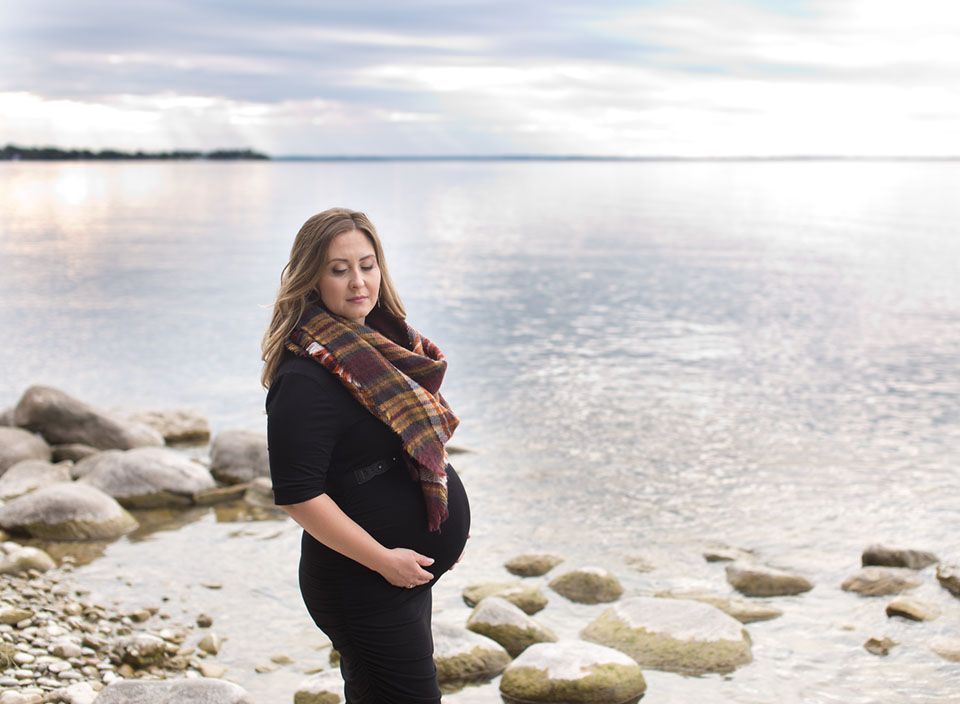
left=339, top=462, right=471, bottom=580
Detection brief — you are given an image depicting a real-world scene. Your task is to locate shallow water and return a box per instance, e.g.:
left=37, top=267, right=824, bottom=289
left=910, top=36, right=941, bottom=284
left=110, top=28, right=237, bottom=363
left=2, top=160, right=959, bottom=702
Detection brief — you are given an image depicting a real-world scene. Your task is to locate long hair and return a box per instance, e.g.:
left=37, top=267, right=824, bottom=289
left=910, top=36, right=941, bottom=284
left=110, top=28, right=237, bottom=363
left=261, top=208, right=405, bottom=388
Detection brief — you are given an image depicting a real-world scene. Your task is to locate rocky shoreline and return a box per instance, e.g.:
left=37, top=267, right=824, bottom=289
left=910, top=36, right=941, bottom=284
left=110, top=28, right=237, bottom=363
left=3, top=384, right=960, bottom=703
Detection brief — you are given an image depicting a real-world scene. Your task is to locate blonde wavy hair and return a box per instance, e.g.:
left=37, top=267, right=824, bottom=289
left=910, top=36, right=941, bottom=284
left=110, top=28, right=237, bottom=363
left=261, top=208, right=406, bottom=388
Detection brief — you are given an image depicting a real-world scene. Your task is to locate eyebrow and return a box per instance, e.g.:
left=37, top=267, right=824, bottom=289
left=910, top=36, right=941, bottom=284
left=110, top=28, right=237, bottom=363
left=328, top=254, right=376, bottom=263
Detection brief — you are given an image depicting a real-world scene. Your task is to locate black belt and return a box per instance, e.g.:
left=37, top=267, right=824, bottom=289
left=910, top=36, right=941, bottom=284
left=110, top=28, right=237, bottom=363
left=352, top=457, right=398, bottom=485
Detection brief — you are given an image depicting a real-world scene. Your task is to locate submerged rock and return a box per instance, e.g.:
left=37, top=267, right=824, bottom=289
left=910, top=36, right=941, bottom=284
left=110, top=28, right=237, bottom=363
left=841, top=567, right=921, bottom=596
left=703, top=545, right=754, bottom=563
left=0, top=459, right=72, bottom=500
left=463, top=581, right=548, bottom=615
left=0, top=542, right=56, bottom=575
left=726, top=562, right=813, bottom=597
left=243, top=477, right=278, bottom=509
left=131, top=409, right=211, bottom=444
left=13, top=385, right=163, bottom=450
left=505, top=553, right=564, bottom=577
left=209, top=430, right=269, bottom=484
left=0, top=427, right=52, bottom=475
left=935, top=561, right=960, bottom=598
left=862, top=544, right=938, bottom=570
left=0, top=482, right=137, bottom=539
left=466, top=596, right=557, bottom=657
left=549, top=567, right=623, bottom=604
left=92, top=679, right=254, bottom=704
left=864, top=636, right=897, bottom=656
left=885, top=596, right=940, bottom=621
left=930, top=636, right=960, bottom=663
left=77, top=447, right=215, bottom=508
left=433, top=621, right=511, bottom=686
left=581, top=596, right=752, bottom=675
left=294, top=669, right=344, bottom=703
left=500, top=640, right=646, bottom=704
left=655, top=588, right=783, bottom=623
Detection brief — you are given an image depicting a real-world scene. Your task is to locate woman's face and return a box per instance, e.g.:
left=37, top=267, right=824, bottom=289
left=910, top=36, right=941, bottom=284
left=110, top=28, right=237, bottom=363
left=317, top=229, right=381, bottom=324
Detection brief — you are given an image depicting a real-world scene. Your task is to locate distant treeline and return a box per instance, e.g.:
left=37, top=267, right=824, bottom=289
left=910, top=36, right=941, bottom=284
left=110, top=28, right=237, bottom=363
left=1, top=145, right=270, bottom=161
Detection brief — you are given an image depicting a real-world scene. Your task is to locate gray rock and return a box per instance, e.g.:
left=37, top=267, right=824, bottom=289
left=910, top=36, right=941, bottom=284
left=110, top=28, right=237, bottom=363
left=466, top=596, right=557, bottom=656
left=549, top=567, right=623, bottom=604
left=0, top=427, right=51, bottom=475
left=841, top=567, right=922, bottom=596
left=92, top=679, right=254, bottom=703
left=0, top=542, right=56, bottom=575
left=725, top=562, right=813, bottom=597
left=293, top=670, right=344, bottom=703
left=936, top=561, right=960, bottom=598
left=432, top=621, right=511, bottom=686
left=77, top=447, right=215, bottom=508
left=500, top=640, right=646, bottom=704
left=14, top=386, right=163, bottom=450
left=886, top=595, right=940, bottom=621
left=930, top=636, right=960, bottom=662
left=655, top=588, right=783, bottom=623
left=582, top=596, right=752, bottom=675
left=209, top=430, right=268, bottom=484
left=862, top=544, right=938, bottom=570
left=52, top=444, right=99, bottom=463
left=0, top=459, right=72, bottom=500
left=0, top=482, right=137, bottom=539
left=61, top=682, right=97, bottom=704
left=198, top=632, right=223, bottom=655
left=505, top=553, right=564, bottom=577
left=131, top=409, right=211, bottom=444
left=864, top=636, right=897, bottom=656
left=0, top=407, right=12, bottom=426
left=462, top=581, right=548, bottom=615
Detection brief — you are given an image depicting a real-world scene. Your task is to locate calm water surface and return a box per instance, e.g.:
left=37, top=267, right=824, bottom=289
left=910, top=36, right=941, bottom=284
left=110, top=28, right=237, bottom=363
left=1, top=160, right=959, bottom=702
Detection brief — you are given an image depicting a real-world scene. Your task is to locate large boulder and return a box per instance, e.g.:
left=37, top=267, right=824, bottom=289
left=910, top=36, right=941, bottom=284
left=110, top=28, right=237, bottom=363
left=466, top=596, right=557, bottom=657
left=582, top=596, right=752, bottom=675
left=0, top=459, right=72, bottom=500
left=0, top=482, right=137, bottom=539
left=0, top=542, right=56, bottom=575
left=862, top=544, right=938, bottom=570
left=655, top=588, right=782, bottom=624
left=433, top=621, right=511, bottom=686
left=505, top=553, right=564, bottom=577
left=131, top=409, right=211, bottom=444
left=549, top=567, right=623, bottom=604
left=77, top=447, right=215, bottom=508
left=92, top=679, right=254, bottom=704
left=936, top=561, right=960, bottom=598
left=0, top=427, right=51, bottom=474
left=500, top=640, right=646, bottom=704
left=463, top=581, right=548, bottom=615
left=210, top=430, right=269, bottom=484
left=13, top=386, right=163, bottom=450
left=841, top=567, right=922, bottom=596
left=294, top=669, right=344, bottom=704
left=725, top=562, right=813, bottom=597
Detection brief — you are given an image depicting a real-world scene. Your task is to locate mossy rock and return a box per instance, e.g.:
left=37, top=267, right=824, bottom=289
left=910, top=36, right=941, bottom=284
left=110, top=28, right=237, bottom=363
left=726, top=562, right=813, bottom=597
left=463, top=581, right=548, bottom=615
left=655, top=588, right=782, bottom=624
left=500, top=641, right=646, bottom=704
left=549, top=567, right=623, bottom=604
left=581, top=596, right=752, bottom=675
left=467, top=596, right=556, bottom=657
left=294, top=670, right=344, bottom=704
left=433, top=621, right=511, bottom=685
left=505, top=553, right=565, bottom=577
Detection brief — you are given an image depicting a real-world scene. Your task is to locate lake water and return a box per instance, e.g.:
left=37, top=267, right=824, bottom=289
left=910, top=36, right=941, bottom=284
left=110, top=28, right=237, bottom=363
left=1, top=160, right=959, bottom=702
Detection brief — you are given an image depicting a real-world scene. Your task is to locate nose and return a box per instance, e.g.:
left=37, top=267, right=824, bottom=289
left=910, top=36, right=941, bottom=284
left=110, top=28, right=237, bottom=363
left=349, top=267, right=364, bottom=288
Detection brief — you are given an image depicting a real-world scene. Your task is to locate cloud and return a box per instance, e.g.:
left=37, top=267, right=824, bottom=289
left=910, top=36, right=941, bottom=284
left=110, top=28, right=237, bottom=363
left=1, top=0, right=958, bottom=155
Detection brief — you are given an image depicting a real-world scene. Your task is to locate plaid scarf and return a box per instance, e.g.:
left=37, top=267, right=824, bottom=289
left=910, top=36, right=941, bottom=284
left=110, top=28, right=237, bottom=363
left=286, top=304, right=459, bottom=531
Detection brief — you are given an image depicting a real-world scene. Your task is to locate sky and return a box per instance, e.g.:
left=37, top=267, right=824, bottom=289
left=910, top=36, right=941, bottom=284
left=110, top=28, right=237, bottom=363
left=1, top=0, right=958, bottom=157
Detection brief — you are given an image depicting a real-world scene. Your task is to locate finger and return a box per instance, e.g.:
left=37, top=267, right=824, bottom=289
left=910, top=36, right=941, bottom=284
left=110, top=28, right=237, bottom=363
left=415, top=554, right=435, bottom=566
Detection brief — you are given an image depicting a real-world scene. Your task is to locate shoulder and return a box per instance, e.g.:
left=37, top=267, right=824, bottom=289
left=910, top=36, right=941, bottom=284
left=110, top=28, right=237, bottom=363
left=273, top=351, right=341, bottom=390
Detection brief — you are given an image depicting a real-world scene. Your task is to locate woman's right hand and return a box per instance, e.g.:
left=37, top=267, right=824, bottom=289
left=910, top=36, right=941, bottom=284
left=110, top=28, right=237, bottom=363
left=378, top=547, right=435, bottom=588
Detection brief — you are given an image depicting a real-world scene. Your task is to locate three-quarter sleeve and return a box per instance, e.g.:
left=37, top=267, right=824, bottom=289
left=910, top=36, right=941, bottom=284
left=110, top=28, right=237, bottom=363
left=266, top=371, right=340, bottom=505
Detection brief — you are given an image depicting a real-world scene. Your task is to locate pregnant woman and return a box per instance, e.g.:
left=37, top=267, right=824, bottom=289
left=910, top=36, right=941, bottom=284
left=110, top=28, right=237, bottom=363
left=261, top=208, right=470, bottom=703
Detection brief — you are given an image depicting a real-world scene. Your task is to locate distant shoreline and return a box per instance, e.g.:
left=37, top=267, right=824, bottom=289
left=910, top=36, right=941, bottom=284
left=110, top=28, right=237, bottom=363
left=3, top=144, right=957, bottom=162
left=1, top=145, right=270, bottom=161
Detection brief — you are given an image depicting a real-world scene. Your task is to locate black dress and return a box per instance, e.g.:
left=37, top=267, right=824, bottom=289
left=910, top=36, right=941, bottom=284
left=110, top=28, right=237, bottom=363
left=266, top=352, right=470, bottom=703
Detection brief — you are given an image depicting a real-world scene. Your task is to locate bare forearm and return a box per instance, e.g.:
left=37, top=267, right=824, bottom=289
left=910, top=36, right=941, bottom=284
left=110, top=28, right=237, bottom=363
left=281, top=494, right=434, bottom=587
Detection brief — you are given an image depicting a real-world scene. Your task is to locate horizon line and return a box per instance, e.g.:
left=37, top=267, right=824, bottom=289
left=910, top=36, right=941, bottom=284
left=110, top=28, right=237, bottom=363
left=274, top=154, right=960, bottom=162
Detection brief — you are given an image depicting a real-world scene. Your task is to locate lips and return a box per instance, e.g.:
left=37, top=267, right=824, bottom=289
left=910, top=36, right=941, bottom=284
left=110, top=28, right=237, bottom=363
left=347, top=296, right=367, bottom=303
